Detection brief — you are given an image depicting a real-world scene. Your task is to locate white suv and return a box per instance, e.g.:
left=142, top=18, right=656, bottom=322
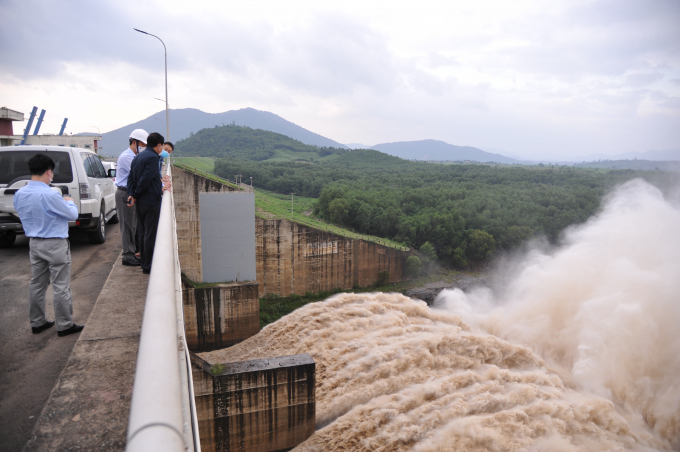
left=0, top=146, right=117, bottom=247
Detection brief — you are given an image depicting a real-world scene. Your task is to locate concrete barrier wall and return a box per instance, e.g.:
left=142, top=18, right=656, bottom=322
left=191, top=353, right=315, bottom=452
left=174, top=166, right=242, bottom=282
left=183, top=281, right=260, bottom=352
left=257, top=218, right=411, bottom=297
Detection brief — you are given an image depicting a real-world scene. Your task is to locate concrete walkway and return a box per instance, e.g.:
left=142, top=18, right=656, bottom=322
left=0, top=226, right=122, bottom=452
left=23, top=253, right=148, bottom=451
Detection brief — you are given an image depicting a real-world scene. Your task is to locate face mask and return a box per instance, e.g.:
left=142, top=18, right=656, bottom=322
left=49, top=171, right=54, bottom=184
left=160, top=150, right=169, bottom=159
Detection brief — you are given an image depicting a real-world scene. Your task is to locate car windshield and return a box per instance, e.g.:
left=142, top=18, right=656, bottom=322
left=0, top=151, right=74, bottom=184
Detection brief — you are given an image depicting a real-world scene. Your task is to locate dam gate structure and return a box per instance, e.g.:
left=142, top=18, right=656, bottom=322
left=173, top=166, right=260, bottom=353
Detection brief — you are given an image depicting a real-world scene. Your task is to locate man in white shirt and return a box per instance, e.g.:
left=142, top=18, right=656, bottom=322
left=115, top=129, right=148, bottom=266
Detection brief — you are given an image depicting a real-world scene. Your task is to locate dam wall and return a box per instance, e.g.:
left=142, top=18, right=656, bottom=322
left=256, top=218, right=411, bottom=297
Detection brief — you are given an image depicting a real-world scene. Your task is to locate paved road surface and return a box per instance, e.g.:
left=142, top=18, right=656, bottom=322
left=0, top=225, right=122, bottom=452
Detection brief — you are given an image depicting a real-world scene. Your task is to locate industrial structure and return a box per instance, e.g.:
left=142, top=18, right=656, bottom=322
left=0, top=106, right=101, bottom=151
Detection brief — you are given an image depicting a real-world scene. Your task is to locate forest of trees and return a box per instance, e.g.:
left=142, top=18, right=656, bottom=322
left=214, top=150, right=675, bottom=267
left=173, top=124, right=348, bottom=161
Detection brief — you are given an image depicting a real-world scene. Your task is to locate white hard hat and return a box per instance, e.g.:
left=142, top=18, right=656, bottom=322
left=129, top=129, right=149, bottom=143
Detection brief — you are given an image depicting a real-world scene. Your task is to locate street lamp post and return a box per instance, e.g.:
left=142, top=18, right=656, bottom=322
left=134, top=28, right=169, bottom=141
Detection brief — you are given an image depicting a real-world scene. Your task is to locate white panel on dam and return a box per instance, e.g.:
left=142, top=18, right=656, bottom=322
left=199, top=192, right=256, bottom=283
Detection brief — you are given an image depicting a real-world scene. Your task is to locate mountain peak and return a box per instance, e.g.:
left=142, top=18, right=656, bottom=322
left=101, top=108, right=347, bottom=156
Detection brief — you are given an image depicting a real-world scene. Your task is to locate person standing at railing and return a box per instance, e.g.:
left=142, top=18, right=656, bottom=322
left=116, top=129, right=148, bottom=266
left=159, top=141, right=173, bottom=174
left=126, top=132, right=172, bottom=274
left=13, top=154, right=84, bottom=337
left=160, top=141, right=173, bottom=187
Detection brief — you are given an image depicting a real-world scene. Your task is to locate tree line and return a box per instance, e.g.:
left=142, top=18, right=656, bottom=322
left=214, top=150, right=676, bottom=267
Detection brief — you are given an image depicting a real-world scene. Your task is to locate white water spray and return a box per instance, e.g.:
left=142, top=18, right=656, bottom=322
left=441, top=179, right=680, bottom=448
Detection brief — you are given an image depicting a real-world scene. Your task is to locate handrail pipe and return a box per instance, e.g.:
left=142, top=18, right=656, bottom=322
left=126, top=164, right=198, bottom=451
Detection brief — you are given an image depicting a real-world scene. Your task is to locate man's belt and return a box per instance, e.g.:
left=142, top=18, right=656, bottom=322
left=116, top=186, right=128, bottom=191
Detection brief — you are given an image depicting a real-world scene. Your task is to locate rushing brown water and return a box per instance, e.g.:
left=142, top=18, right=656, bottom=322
left=201, top=180, right=680, bottom=451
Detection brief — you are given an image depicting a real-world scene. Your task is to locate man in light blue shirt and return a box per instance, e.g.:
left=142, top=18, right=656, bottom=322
left=13, top=154, right=84, bottom=337
left=115, top=129, right=148, bottom=266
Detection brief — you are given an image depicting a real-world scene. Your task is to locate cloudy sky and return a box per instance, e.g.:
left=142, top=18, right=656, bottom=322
left=1, top=0, right=678, bottom=159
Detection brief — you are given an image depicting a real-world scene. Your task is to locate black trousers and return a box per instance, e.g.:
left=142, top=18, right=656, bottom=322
left=135, top=202, right=160, bottom=272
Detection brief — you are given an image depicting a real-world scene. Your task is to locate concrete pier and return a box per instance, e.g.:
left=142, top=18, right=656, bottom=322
left=192, top=353, right=316, bottom=452
left=183, top=281, right=260, bottom=352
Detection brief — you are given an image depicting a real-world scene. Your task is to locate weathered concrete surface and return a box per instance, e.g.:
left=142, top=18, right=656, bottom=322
left=192, top=353, right=315, bottom=452
left=257, top=219, right=412, bottom=297
left=0, top=225, right=121, bottom=452
left=174, top=166, right=242, bottom=283
left=183, top=281, right=260, bottom=352
left=22, top=252, right=148, bottom=451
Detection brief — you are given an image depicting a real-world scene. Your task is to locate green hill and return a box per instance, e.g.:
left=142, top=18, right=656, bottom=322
left=173, top=124, right=348, bottom=161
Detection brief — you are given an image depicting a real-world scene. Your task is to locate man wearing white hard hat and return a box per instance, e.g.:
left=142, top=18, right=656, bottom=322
left=115, top=129, right=148, bottom=266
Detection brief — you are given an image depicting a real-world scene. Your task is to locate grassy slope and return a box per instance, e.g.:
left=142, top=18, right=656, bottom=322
left=172, top=157, right=215, bottom=172
left=171, top=159, right=409, bottom=251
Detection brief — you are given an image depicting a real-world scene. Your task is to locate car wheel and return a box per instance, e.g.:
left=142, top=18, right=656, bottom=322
left=87, top=208, right=106, bottom=244
left=0, top=231, right=16, bottom=248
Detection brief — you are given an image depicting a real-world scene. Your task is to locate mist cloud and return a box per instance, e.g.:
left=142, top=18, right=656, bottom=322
left=440, top=178, right=680, bottom=445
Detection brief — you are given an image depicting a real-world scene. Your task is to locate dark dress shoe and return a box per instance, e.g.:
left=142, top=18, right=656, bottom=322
left=122, top=259, right=141, bottom=266
left=58, top=324, right=85, bottom=337
left=32, top=321, right=55, bottom=334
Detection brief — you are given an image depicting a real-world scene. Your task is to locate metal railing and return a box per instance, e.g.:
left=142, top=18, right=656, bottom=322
left=126, top=164, right=200, bottom=452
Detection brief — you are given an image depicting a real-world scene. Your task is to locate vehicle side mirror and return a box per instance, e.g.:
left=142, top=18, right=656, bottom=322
left=107, top=169, right=116, bottom=177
